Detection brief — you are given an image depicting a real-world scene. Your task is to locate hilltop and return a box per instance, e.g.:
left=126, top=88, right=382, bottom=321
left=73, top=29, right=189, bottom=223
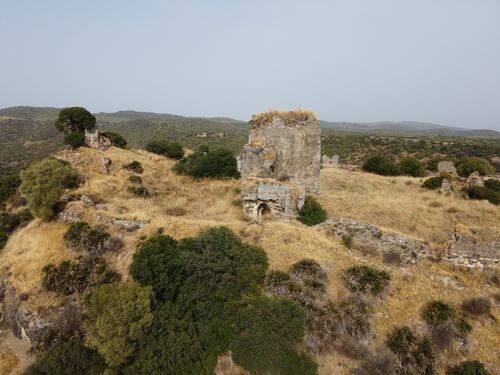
left=0, top=145, right=499, bottom=374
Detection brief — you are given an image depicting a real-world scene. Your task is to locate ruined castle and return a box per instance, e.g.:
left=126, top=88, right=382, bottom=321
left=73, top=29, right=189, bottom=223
left=238, top=110, right=321, bottom=220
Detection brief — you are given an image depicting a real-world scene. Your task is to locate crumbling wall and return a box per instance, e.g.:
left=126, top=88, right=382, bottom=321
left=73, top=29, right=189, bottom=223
left=239, top=110, right=321, bottom=193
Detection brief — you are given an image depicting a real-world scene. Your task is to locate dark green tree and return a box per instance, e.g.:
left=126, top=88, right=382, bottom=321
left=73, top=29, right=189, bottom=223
left=298, top=196, right=327, bottom=226
left=55, top=107, right=96, bottom=134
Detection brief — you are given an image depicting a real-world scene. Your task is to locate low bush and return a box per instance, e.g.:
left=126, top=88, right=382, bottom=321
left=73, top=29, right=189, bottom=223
left=422, top=176, right=443, bottom=190
left=467, top=186, right=500, bottom=205
left=298, top=196, right=327, bottom=226
left=447, top=360, right=491, bottom=375
left=0, top=209, right=32, bottom=234
left=128, top=175, right=142, bottom=184
left=20, top=158, right=81, bottom=220
left=422, top=300, right=472, bottom=345
left=63, top=221, right=111, bottom=255
left=100, top=132, right=127, bottom=148
left=484, top=179, right=500, bottom=192
left=145, top=140, right=184, bottom=159
left=352, top=350, right=397, bottom=375
left=128, top=186, right=150, bottom=198
left=0, top=173, right=21, bottom=206
left=24, top=340, right=105, bottom=375
left=42, top=256, right=119, bottom=295
left=124, top=161, right=144, bottom=173
left=457, top=157, right=495, bottom=177
left=343, top=265, right=390, bottom=296
left=461, top=297, right=491, bottom=316
left=426, top=158, right=444, bottom=172
left=398, top=157, right=426, bottom=177
left=0, top=231, right=7, bottom=250
left=385, top=326, right=435, bottom=375
left=289, top=259, right=327, bottom=285
left=383, top=250, right=402, bottom=265
left=174, top=148, right=240, bottom=179
left=63, top=132, right=85, bottom=149
left=342, top=233, right=354, bottom=249
left=363, top=156, right=401, bottom=176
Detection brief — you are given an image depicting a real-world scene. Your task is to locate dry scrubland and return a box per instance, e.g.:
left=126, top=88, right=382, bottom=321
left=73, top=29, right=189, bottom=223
left=1, top=146, right=499, bottom=374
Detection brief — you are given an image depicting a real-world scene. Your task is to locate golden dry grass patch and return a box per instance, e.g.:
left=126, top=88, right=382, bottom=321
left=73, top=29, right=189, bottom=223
left=0, top=344, right=18, bottom=375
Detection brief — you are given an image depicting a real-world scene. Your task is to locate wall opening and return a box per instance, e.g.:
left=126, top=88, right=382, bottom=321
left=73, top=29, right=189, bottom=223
left=257, top=202, right=271, bottom=219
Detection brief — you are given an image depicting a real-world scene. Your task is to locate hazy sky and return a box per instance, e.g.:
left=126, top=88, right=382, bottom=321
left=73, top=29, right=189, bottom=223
left=1, top=1, right=499, bottom=129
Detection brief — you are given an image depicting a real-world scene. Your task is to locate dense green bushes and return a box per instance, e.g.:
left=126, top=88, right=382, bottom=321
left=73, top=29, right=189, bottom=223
left=128, top=175, right=142, bottom=184
left=467, top=186, right=500, bottom=205
left=20, top=158, right=81, bottom=220
left=398, top=157, right=426, bottom=177
left=24, top=340, right=105, bottom=375
left=124, top=161, right=144, bottom=173
left=484, top=179, right=500, bottom=192
left=42, top=256, right=119, bottom=295
left=84, top=282, right=154, bottom=367
left=298, top=196, right=327, bottom=226
left=363, top=156, right=401, bottom=176
left=0, top=174, right=20, bottom=206
left=423, top=176, right=444, bottom=190
left=100, top=132, right=127, bottom=148
left=64, top=132, right=86, bottom=149
left=174, top=148, right=239, bottom=179
left=146, top=140, right=184, bottom=159
left=457, top=157, right=495, bottom=177
left=343, top=265, right=390, bottom=296
left=127, top=186, right=150, bottom=197
left=64, top=222, right=111, bottom=255
left=55, top=107, right=96, bottom=134
left=447, top=360, right=491, bottom=375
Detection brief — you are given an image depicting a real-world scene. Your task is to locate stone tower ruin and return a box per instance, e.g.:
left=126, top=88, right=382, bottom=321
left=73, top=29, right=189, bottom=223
left=239, top=110, right=321, bottom=220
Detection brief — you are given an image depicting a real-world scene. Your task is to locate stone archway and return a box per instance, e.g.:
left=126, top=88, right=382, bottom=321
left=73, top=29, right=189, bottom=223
left=257, top=202, right=271, bottom=219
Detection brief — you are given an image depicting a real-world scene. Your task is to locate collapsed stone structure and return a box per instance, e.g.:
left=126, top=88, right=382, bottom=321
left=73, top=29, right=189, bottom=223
left=437, top=161, right=457, bottom=174
left=238, top=110, right=321, bottom=220
left=85, top=129, right=111, bottom=150
left=323, top=155, right=339, bottom=167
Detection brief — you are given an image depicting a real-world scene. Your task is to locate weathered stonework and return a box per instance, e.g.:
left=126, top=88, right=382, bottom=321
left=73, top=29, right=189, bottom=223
left=440, top=178, right=452, bottom=193
left=239, top=110, right=321, bottom=193
left=466, top=171, right=484, bottom=188
left=85, top=129, right=111, bottom=150
left=323, top=155, right=339, bottom=167
left=437, top=161, right=457, bottom=174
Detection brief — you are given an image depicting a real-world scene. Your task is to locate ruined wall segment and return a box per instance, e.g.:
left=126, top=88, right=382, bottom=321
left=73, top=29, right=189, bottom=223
left=239, top=110, right=321, bottom=193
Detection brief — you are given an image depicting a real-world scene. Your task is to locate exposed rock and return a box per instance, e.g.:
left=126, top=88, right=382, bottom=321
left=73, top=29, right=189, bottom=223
left=100, top=157, right=112, bottom=174
left=437, top=161, right=457, bottom=174
left=242, top=182, right=305, bottom=221
left=323, top=155, right=339, bottom=166
left=441, top=178, right=452, bottom=193
left=95, top=203, right=108, bottom=211
left=239, top=110, right=321, bottom=193
left=57, top=208, right=81, bottom=223
left=444, top=229, right=499, bottom=269
left=84, top=128, right=111, bottom=150
left=466, top=171, right=484, bottom=188
left=112, top=219, right=145, bottom=231
left=80, top=194, right=94, bottom=206
left=215, top=353, right=249, bottom=375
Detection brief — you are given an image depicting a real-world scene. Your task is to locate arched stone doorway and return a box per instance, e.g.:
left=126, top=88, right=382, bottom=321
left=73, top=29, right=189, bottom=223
left=257, top=202, right=271, bottom=219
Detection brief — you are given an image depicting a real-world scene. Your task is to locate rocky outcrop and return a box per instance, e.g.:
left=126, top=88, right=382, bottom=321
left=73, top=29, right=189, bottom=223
left=437, top=161, right=457, bottom=174
left=84, top=129, right=111, bottom=150
left=466, top=171, right=484, bottom=188
left=443, top=230, right=499, bottom=269
left=441, top=178, right=452, bottom=193
left=100, top=157, right=112, bottom=174
left=215, top=353, right=249, bottom=375
left=323, top=155, right=339, bottom=167
left=112, top=219, right=145, bottom=231
left=57, top=208, right=81, bottom=223
left=80, top=194, right=94, bottom=206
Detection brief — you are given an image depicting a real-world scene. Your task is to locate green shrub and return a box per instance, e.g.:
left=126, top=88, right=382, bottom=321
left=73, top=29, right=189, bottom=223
left=288, top=259, right=327, bottom=285
left=298, top=196, right=327, bottom=226
left=398, top=157, right=426, bottom=177
left=421, top=300, right=472, bottom=343
left=101, top=132, right=127, bottom=148
left=231, top=199, right=242, bottom=207
left=174, top=148, right=239, bottom=179
left=0, top=209, right=32, bottom=233
left=467, top=186, right=500, bottom=205
left=63, top=221, right=111, bottom=255
left=484, top=179, right=500, bottom=192
left=363, top=156, right=401, bottom=176
left=457, top=157, right=495, bottom=177
left=422, top=176, right=443, bottom=190
left=63, top=132, right=85, bottom=149
left=0, top=231, right=7, bottom=250
left=231, top=296, right=317, bottom=375
left=55, top=107, right=96, bottom=134
left=20, top=158, right=81, bottom=220
left=84, top=282, right=154, bottom=367
left=0, top=173, right=21, bottom=206
left=447, top=360, right=491, bottom=375
left=127, top=186, right=149, bottom=198
left=344, top=265, right=390, bottom=296
left=24, top=340, right=105, bottom=375
left=145, top=140, right=184, bottom=159
left=197, top=144, right=209, bottom=153
left=342, top=233, right=354, bottom=249
left=426, top=158, right=444, bottom=172
left=385, top=326, right=435, bottom=375
left=124, top=161, right=144, bottom=173
left=128, top=175, right=142, bottom=184
left=42, top=256, right=119, bottom=295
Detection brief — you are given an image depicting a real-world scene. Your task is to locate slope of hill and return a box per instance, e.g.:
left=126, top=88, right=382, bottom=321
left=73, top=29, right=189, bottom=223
left=0, top=146, right=499, bottom=374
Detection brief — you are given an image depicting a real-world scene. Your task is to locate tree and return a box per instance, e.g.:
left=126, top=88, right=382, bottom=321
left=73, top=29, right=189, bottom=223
left=174, top=148, right=239, bottom=179
left=398, top=157, right=426, bottom=177
left=55, top=107, right=96, bottom=134
left=64, top=132, right=86, bottom=149
left=101, top=132, right=127, bottom=148
left=20, top=158, right=81, bottom=220
left=456, top=157, right=495, bottom=177
left=83, top=282, right=153, bottom=367
left=0, top=173, right=20, bottom=206
left=363, top=156, right=401, bottom=176
left=145, top=140, right=184, bottom=159
left=298, top=196, right=327, bottom=226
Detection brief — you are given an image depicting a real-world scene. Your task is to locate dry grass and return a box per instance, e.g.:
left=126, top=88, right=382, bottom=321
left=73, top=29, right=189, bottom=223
left=0, top=344, right=18, bottom=375
left=1, top=146, right=499, bottom=374
left=249, top=109, right=317, bottom=127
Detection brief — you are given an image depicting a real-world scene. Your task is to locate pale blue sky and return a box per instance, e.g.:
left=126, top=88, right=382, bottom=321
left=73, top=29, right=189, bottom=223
left=1, top=0, right=499, bottom=129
